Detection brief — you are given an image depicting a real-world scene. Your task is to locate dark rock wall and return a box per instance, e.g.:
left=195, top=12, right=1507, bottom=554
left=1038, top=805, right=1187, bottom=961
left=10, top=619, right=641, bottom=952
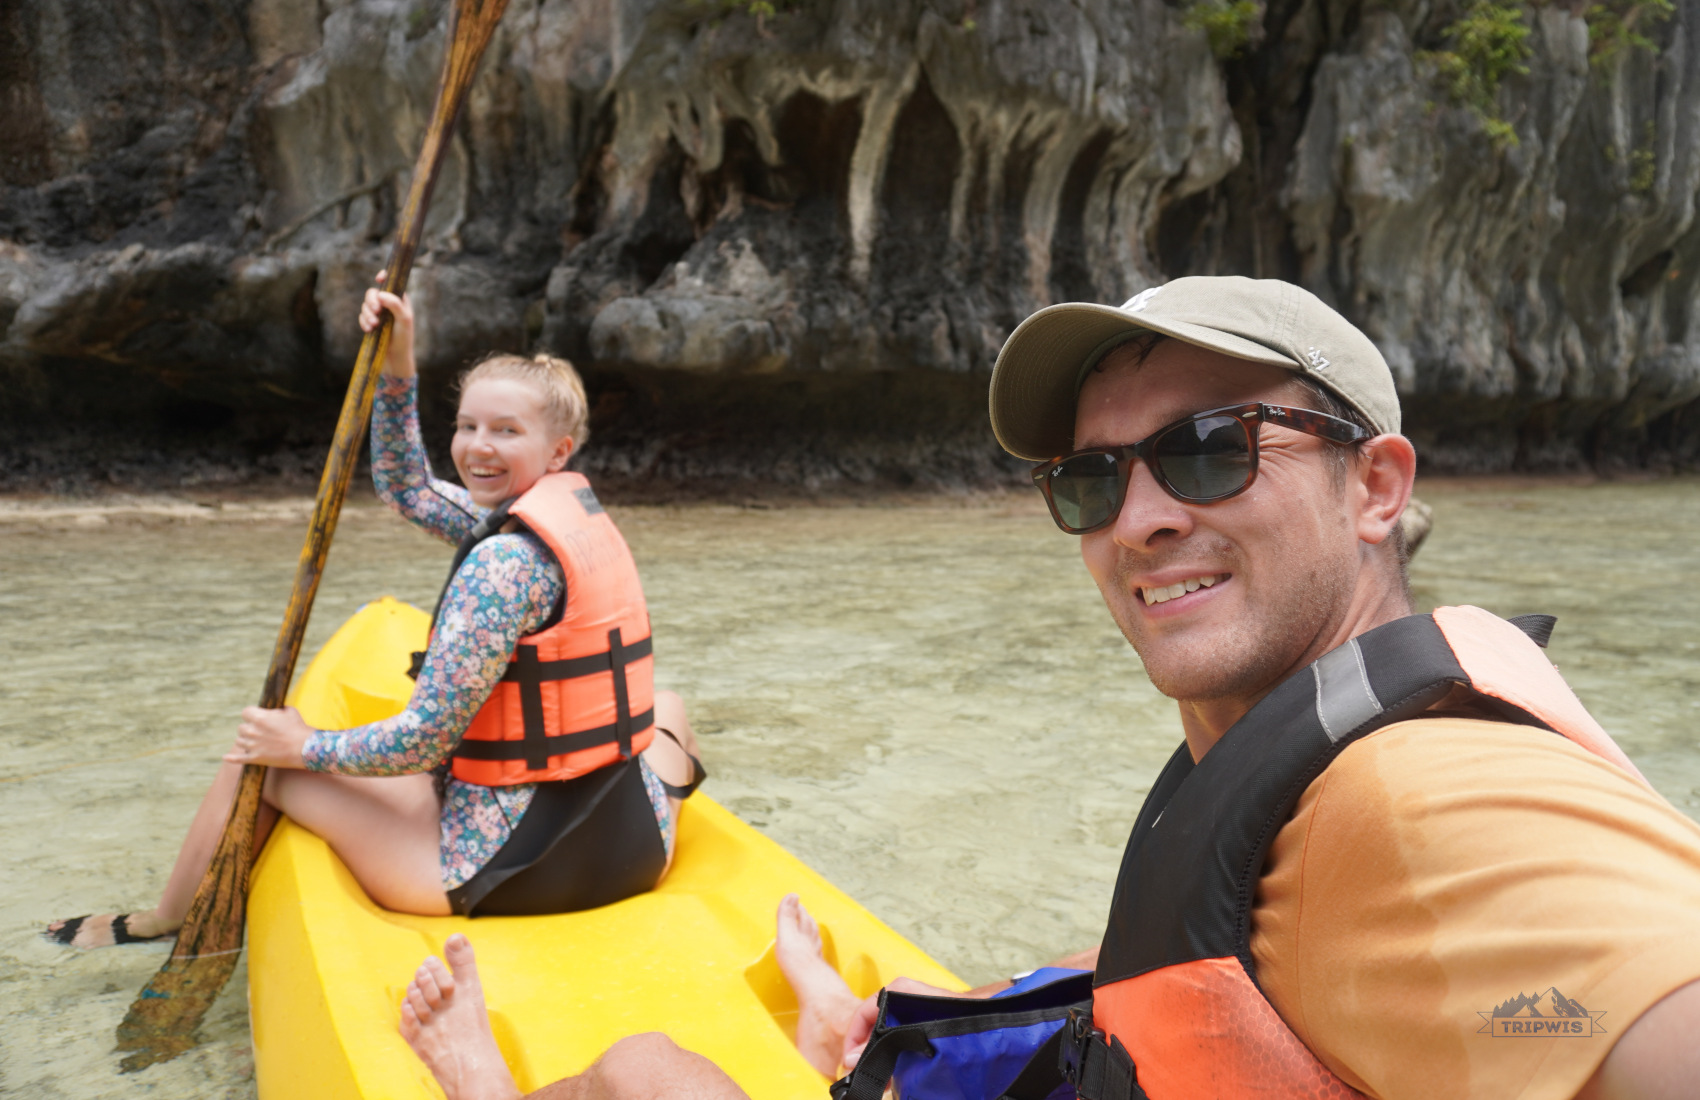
left=1163, top=0, right=1700, bottom=469
left=3, top=0, right=1698, bottom=490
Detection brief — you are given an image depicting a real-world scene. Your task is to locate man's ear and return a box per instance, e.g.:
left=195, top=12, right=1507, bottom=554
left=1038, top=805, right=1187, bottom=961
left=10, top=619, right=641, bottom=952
left=547, top=435, right=575, bottom=473
left=1354, top=434, right=1416, bottom=546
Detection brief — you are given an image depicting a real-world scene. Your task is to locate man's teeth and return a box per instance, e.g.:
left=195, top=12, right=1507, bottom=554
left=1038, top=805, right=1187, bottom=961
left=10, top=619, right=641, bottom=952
left=1141, top=574, right=1222, bottom=606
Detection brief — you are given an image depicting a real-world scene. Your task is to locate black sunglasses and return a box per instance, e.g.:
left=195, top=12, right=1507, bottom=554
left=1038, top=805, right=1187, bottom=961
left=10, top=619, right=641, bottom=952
left=1030, top=402, right=1372, bottom=534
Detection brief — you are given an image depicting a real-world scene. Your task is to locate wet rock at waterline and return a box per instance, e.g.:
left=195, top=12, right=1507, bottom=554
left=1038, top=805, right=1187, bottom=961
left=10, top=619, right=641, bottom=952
left=3, top=0, right=1699, bottom=488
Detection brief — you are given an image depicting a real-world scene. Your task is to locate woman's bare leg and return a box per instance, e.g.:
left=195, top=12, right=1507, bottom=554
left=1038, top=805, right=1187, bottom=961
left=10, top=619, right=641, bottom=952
left=50, top=763, right=446, bottom=946
left=48, top=759, right=282, bottom=946
left=401, top=935, right=750, bottom=1100
left=265, top=768, right=449, bottom=915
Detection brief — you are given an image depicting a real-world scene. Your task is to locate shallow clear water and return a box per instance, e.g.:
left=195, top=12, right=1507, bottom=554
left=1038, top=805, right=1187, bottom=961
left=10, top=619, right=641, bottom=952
left=1, top=479, right=1696, bottom=1097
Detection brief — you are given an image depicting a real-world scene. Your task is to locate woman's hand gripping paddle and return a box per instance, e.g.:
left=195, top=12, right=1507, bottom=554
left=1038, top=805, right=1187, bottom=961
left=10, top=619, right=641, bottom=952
left=114, top=0, right=510, bottom=1071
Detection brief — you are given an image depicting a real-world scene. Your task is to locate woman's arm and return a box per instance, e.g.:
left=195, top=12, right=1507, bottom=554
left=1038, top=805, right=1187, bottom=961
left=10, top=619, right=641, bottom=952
left=361, top=282, right=480, bottom=544
left=371, top=375, right=481, bottom=544
left=301, top=534, right=564, bottom=776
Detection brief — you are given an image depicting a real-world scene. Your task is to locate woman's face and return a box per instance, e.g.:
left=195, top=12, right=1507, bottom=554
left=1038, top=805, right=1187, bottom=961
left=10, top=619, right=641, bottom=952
left=450, top=378, right=574, bottom=507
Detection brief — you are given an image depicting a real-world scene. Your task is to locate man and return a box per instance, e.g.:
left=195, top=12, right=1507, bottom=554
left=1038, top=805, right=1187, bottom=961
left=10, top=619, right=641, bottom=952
left=394, top=277, right=1700, bottom=1100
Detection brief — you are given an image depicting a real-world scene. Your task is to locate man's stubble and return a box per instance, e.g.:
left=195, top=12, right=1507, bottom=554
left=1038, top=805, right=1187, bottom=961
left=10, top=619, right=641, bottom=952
left=1097, top=538, right=1351, bottom=706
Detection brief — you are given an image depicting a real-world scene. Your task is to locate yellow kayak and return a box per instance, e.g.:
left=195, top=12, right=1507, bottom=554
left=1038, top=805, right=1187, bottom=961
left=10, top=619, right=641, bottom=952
left=249, top=596, right=964, bottom=1098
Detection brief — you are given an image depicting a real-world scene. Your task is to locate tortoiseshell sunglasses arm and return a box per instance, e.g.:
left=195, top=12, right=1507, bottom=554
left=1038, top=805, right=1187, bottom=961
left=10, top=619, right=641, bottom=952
left=1257, top=403, right=1374, bottom=444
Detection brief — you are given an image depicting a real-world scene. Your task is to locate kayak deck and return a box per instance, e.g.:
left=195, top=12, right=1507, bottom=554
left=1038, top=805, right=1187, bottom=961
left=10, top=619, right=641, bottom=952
left=249, top=597, right=963, bottom=1098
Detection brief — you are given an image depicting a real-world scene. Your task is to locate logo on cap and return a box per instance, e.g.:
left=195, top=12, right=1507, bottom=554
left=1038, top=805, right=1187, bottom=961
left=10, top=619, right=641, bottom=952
left=1124, top=287, right=1162, bottom=314
left=1306, top=347, right=1331, bottom=371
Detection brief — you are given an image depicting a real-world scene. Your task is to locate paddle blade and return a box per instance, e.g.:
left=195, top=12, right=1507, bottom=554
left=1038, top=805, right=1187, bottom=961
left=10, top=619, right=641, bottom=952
left=114, top=764, right=263, bottom=1071
left=114, top=950, right=244, bottom=1073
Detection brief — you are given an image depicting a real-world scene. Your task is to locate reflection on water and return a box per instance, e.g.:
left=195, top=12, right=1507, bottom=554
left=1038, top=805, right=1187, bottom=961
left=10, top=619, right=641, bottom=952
left=1, top=479, right=1696, bottom=1097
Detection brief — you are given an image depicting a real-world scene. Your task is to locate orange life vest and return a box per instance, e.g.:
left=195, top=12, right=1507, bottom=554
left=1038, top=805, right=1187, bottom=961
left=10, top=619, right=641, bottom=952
left=1064, top=606, right=1652, bottom=1100
left=444, top=471, right=656, bottom=787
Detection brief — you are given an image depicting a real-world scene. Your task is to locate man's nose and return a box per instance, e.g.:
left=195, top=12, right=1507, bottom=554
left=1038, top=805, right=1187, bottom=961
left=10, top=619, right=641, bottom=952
left=1112, top=458, right=1197, bottom=548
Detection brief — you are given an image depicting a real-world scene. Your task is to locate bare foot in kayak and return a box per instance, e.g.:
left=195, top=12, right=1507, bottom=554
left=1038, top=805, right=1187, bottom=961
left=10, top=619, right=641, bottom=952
left=776, top=894, right=862, bottom=1078
left=400, top=934, right=521, bottom=1100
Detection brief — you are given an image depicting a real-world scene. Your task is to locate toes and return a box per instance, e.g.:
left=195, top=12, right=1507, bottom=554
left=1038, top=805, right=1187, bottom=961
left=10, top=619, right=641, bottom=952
left=443, top=935, right=479, bottom=992
left=778, top=895, right=822, bottom=953
left=424, top=953, right=457, bottom=998
left=47, top=914, right=117, bottom=949
left=400, top=999, right=421, bottom=1041
left=43, top=916, right=88, bottom=947
left=407, top=983, right=436, bottom=1023
left=443, top=933, right=476, bottom=977
left=414, top=961, right=447, bottom=1010
left=796, top=901, right=820, bottom=940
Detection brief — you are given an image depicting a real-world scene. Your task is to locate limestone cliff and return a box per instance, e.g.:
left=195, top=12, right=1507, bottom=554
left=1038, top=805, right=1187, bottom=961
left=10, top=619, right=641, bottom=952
left=2, top=0, right=1697, bottom=489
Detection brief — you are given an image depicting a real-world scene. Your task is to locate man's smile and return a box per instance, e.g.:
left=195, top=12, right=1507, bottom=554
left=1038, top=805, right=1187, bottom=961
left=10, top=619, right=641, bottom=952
left=1136, top=571, right=1231, bottom=610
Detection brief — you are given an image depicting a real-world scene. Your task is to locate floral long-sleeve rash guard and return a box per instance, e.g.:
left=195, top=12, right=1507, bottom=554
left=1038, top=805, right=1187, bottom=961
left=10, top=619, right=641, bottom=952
left=300, top=374, right=669, bottom=890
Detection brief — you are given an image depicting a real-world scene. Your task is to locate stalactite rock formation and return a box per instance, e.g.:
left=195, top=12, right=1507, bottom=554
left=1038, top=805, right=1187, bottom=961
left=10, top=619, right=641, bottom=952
left=3, top=0, right=1698, bottom=486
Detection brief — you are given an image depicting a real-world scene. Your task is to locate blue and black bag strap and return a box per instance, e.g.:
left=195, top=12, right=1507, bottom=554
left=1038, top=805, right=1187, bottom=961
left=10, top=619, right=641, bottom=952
left=831, top=1013, right=1110, bottom=1100
left=829, top=974, right=1098, bottom=1100
left=829, top=991, right=936, bottom=1100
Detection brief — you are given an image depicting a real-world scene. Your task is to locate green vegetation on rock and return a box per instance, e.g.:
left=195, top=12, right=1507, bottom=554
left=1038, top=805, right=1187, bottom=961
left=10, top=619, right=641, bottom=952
left=1586, top=0, right=1675, bottom=69
left=1183, top=0, right=1263, bottom=60
left=690, top=0, right=799, bottom=24
left=1421, top=0, right=1532, bottom=148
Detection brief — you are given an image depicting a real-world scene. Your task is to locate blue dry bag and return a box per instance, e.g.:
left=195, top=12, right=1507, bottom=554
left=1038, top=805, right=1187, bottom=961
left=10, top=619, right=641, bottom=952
left=829, top=968, right=1092, bottom=1100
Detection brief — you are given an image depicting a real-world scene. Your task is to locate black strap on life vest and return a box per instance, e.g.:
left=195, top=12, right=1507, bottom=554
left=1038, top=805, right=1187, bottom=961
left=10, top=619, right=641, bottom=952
left=1057, top=1008, right=1144, bottom=1100
left=654, top=727, right=708, bottom=799
left=449, top=706, right=656, bottom=764
left=1065, top=612, right=1559, bottom=1100
left=452, top=627, right=655, bottom=770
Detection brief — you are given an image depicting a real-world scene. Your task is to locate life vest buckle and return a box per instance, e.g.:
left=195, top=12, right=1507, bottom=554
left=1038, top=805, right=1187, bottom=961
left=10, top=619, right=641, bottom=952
left=1059, top=1006, right=1105, bottom=1087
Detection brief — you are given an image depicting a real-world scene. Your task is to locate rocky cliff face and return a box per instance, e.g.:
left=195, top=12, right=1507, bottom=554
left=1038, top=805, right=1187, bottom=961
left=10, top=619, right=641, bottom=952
left=3, top=0, right=1698, bottom=490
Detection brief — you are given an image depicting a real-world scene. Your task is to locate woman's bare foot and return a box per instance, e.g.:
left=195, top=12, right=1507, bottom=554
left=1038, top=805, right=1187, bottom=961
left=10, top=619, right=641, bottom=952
left=43, top=910, right=177, bottom=949
left=775, top=894, right=863, bottom=1078
left=398, top=934, right=522, bottom=1100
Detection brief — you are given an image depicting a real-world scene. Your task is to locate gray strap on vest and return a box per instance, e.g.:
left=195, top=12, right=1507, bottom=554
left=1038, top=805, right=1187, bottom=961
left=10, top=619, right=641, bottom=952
left=1311, top=637, right=1384, bottom=742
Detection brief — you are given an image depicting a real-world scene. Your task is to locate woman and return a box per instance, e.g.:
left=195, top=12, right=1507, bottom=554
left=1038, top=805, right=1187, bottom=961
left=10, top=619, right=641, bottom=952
left=47, top=278, right=703, bottom=946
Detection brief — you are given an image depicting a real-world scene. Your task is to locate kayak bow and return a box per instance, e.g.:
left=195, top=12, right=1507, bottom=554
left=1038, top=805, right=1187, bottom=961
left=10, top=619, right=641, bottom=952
left=250, top=596, right=963, bottom=1098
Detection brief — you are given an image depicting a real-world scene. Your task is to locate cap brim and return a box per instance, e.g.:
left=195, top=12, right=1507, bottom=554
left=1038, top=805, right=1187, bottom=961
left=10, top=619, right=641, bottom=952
left=989, top=302, right=1302, bottom=460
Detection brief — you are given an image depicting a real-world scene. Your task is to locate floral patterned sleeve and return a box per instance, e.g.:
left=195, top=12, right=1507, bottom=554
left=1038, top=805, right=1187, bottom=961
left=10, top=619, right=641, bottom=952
left=300, top=532, right=564, bottom=776
left=371, top=373, right=479, bottom=545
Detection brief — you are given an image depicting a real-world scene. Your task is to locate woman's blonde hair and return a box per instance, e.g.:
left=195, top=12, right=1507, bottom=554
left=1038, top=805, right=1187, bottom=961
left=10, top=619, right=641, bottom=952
left=459, top=352, right=591, bottom=448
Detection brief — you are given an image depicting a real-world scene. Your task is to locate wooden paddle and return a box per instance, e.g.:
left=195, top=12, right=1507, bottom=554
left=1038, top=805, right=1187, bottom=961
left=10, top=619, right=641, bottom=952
left=116, top=0, right=510, bottom=1071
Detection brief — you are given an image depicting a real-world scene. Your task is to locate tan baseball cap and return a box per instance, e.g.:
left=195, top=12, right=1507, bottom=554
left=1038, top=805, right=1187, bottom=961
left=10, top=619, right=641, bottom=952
left=988, top=276, right=1401, bottom=460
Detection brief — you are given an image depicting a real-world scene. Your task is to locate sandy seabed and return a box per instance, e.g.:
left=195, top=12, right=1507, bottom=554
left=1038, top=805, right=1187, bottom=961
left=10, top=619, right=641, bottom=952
left=3, top=478, right=1698, bottom=1097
